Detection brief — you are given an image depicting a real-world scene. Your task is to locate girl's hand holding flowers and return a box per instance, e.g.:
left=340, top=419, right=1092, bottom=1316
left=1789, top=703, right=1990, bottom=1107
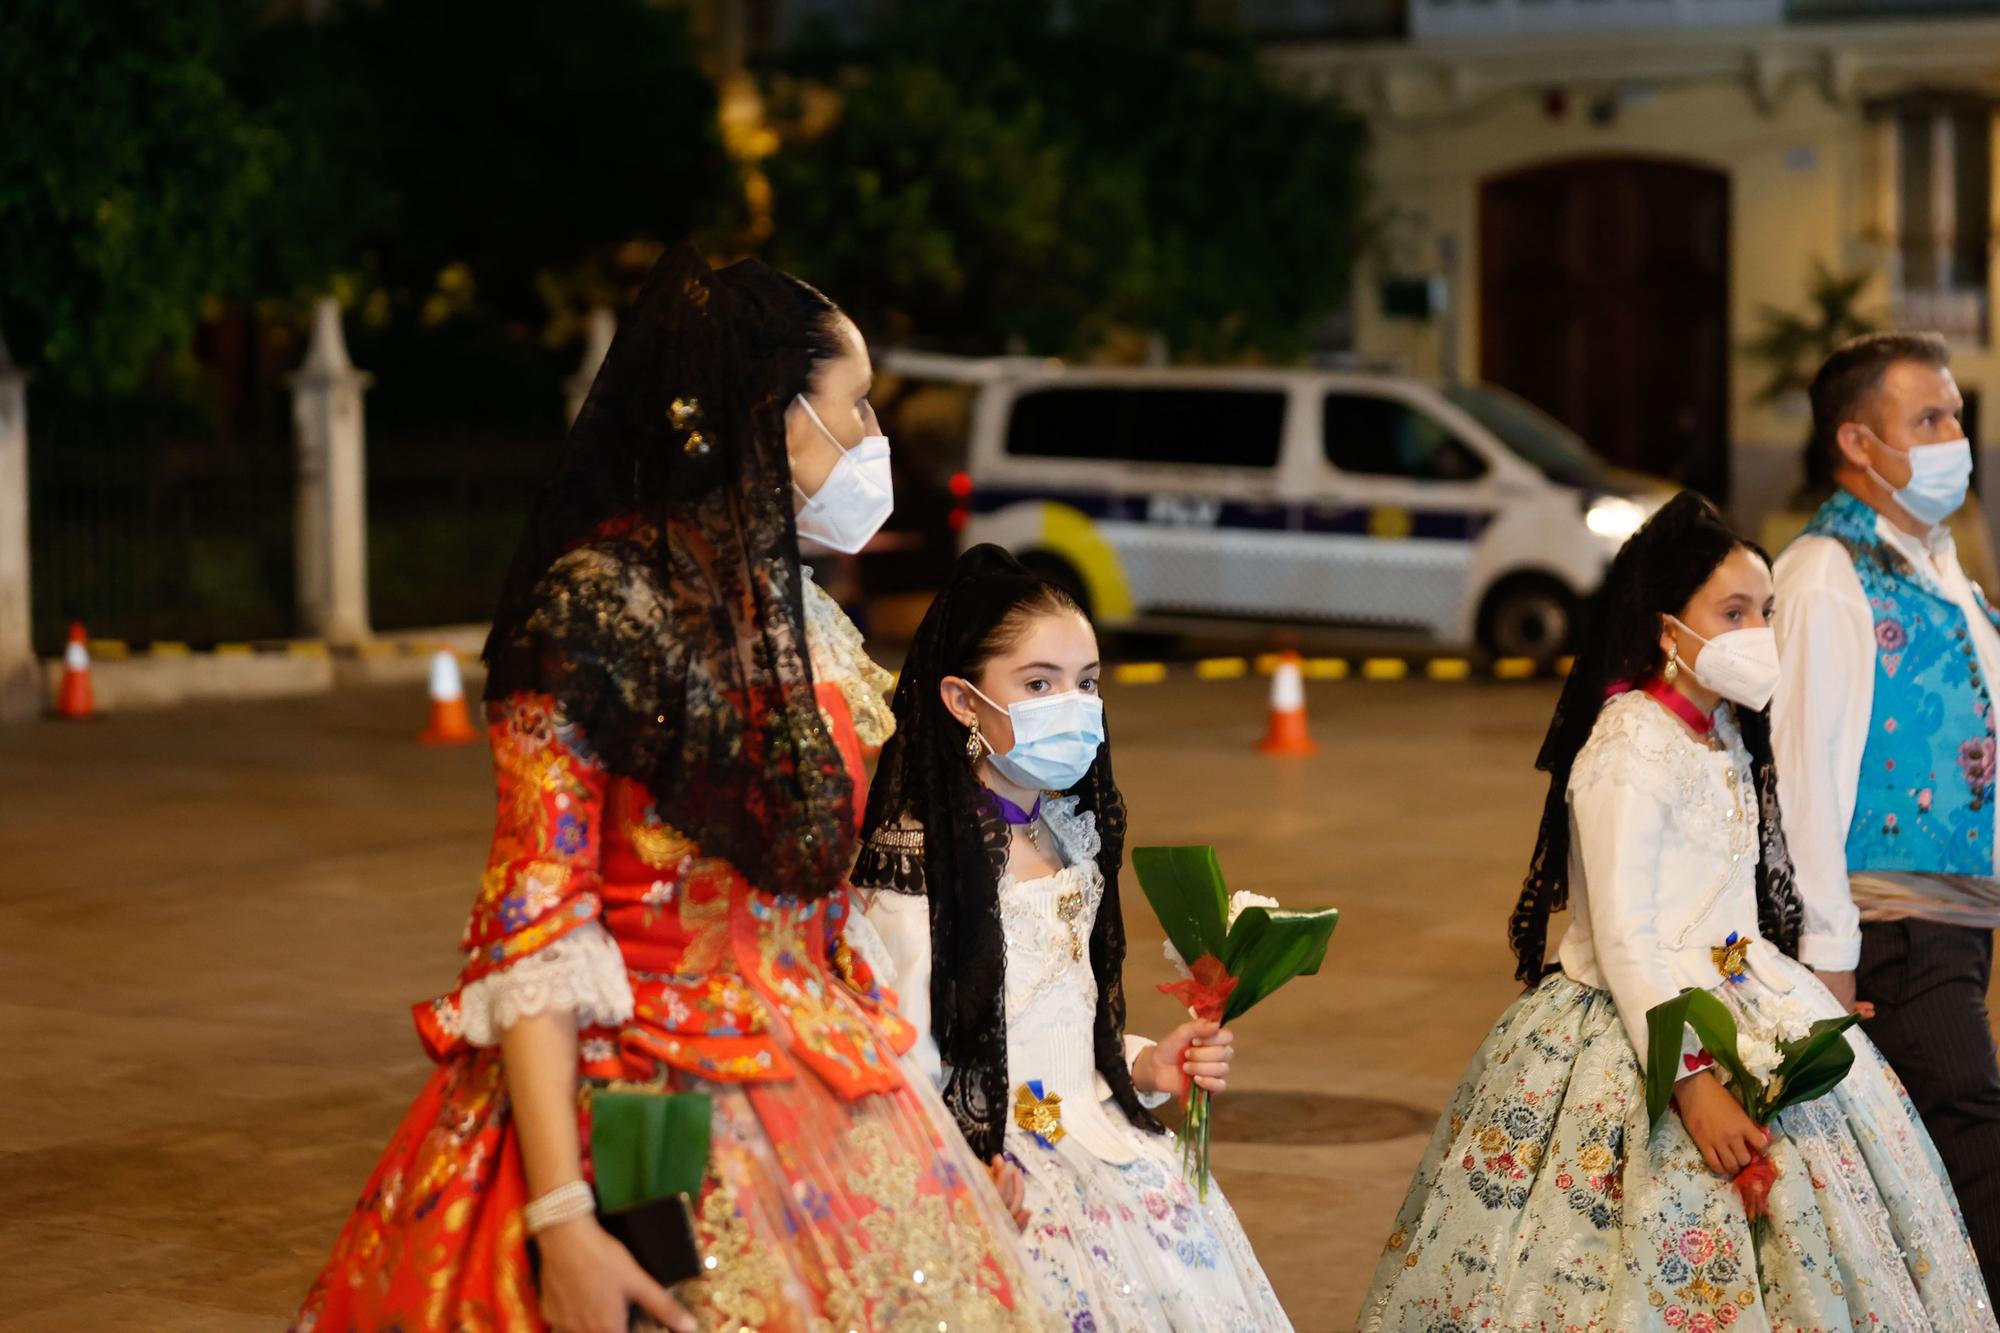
left=1139, top=1020, right=1234, bottom=1097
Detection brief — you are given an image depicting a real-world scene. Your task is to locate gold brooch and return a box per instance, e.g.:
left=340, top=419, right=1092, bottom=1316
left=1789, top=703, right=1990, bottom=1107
left=1712, top=931, right=1751, bottom=983
left=1012, top=1082, right=1065, bottom=1147
left=668, top=396, right=701, bottom=429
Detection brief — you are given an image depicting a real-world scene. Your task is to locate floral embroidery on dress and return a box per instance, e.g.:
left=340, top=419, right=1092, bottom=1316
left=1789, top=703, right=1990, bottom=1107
left=1362, top=970, right=2000, bottom=1331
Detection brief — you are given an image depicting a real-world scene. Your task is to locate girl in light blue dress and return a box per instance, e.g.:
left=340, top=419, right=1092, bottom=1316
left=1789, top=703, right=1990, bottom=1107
left=1360, top=493, right=1992, bottom=1332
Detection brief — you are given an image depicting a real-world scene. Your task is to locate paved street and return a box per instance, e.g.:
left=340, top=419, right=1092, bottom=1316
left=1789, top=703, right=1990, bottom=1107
left=0, top=670, right=1668, bottom=1327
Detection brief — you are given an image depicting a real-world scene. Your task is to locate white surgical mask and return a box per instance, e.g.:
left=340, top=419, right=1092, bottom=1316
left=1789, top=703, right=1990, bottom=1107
left=793, top=395, right=893, bottom=554
left=1669, top=616, right=1780, bottom=712
left=965, top=682, right=1106, bottom=792
left=1870, top=433, right=1973, bottom=527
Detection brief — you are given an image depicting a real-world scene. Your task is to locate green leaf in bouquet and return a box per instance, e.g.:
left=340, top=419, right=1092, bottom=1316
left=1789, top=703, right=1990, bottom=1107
left=1644, top=989, right=1754, bottom=1128
left=590, top=1090, right=713, bottom=1214
left=1132, top=845, right=1230, bottom=967
left=1763, top=1014, right=1861, bottom=1121
left=1645, top=991, right=1697, bottom=1128
left=1680, top=989, right=1756, bottom=1098
left=1218, top=906, right=1339, bottom=1022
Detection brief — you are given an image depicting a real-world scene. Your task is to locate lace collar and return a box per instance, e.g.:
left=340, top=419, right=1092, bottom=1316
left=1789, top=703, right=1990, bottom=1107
left=799, top=574, right=896, bottom=749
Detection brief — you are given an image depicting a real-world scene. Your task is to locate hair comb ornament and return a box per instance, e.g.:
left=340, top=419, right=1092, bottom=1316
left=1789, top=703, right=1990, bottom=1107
left=668, top=396, right=711, bottom=456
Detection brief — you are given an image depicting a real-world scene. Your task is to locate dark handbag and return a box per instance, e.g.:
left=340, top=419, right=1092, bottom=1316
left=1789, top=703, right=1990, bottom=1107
left=589, top=1088, right=711, bottom=1288
left=529, top=1089, right=713, bottom=1301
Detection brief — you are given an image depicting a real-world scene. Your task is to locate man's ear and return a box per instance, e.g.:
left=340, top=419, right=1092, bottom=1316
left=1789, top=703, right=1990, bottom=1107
left=1834, top=420, right=1877, bottom=472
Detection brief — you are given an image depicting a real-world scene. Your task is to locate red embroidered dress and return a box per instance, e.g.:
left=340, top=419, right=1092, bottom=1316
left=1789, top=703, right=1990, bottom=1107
left=292, top=579, right=1044, bottom=1332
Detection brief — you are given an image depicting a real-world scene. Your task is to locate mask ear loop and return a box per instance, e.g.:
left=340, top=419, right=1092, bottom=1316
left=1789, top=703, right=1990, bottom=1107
left=1858, top=425, right=1939, bottom=502
left=794, top=394, right=852, bottom=455
left=791, top=394, right=853, bottom=503
left=945, top=677, right=1003, bottom=759
left=962, top=679, right=1013, bottom=721
left=1663, top=614, right=1702, bottom=683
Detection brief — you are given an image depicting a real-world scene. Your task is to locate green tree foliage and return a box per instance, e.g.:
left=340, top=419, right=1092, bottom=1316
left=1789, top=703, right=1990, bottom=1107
left=0, top=0, right=733, bottom=392
left=764, top=0, right=1369, bottom=361
left=242, top=0, right=733, bottom=328
left=761, top=64, right=1144, bottom=355
left=0, top=1, right=283, bottom=393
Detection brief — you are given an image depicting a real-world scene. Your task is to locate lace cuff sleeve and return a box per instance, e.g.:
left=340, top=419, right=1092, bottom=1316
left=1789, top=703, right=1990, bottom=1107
left=450, top=922, right=635, bottom=1047
left=1096, top=1033, right=1171, bottom=1109
left=413, top=693, right=626, bottom=1060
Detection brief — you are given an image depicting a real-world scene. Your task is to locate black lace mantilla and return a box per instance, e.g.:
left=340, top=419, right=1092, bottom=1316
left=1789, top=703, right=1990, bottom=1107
left=483, top=246, right=855, bottom=899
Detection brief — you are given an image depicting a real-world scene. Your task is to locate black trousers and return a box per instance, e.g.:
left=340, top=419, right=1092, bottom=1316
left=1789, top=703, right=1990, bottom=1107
left=1857, top=918, right=2000, bottom=1296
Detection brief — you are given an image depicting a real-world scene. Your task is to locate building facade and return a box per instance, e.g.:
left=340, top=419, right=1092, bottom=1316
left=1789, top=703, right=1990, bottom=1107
left=1253, top=0, right=2000, bottom=528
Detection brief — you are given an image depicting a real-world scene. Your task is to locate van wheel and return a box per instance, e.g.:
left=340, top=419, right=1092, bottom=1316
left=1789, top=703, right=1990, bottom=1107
left=1018, top=551, right=1093, bottom=621
left=1478, top=577, right=1575, bottom=665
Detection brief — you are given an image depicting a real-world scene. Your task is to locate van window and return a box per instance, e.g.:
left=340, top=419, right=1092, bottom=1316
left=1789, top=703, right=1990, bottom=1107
left=1324, top=394, right=1487, bottom=482
left=1007, top=387, right=1284, bottom=468
left=1440, top=384, right=1601, bottom=487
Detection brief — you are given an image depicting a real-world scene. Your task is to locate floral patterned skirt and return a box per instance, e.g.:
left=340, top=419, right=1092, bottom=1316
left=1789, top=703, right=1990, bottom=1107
left=1006, top=1119, right=1292, bottom=1332
left=1358, top=969, right=1994, bottom=1333
left=290, top=1047, right=1050, bottom=1332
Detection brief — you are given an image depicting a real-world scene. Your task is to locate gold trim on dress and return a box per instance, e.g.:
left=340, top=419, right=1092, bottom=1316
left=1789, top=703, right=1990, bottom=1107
left=626, top=799, right=699, bottom=869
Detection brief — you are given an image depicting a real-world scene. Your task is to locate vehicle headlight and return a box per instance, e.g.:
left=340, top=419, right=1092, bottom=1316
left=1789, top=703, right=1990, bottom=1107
left=1585, top=495, right=1647, bottom=542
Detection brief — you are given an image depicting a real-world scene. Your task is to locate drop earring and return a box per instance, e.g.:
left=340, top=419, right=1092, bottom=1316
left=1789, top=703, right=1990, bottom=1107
left=965, top=721, right=984, bottom=765
left=1664, top=653, right=1681, bottom=683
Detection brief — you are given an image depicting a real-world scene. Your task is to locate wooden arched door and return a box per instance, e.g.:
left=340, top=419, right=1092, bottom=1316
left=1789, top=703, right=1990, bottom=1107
left=1480, top=158, right=1730, bottom=501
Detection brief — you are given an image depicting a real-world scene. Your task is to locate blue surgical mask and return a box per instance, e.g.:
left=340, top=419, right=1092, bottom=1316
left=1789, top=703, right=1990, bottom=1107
left=1870, top=433, right=1973, bottom=527
left=966, top=682, right=1105, bottom=792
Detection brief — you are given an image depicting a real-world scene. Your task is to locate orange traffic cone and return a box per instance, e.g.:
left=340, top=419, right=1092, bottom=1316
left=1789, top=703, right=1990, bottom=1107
left=419, top=649, right=478, bottom=745
left=56, top=622, right=94, bottom=719
left=1257, top=651, right=1318, bottom=756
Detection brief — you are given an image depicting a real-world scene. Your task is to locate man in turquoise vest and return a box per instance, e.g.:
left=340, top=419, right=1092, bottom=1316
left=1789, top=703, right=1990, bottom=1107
left=1773, top=331, right=2000, bottom=1288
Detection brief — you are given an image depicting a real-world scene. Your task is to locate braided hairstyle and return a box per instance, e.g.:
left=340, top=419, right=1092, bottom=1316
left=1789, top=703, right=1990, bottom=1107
left=1506, top=490, right=1805, bottom=985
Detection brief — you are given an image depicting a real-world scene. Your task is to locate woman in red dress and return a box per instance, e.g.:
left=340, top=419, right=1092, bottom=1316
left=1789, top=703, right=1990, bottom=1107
left=291, top=248, right=1044, bottom=1333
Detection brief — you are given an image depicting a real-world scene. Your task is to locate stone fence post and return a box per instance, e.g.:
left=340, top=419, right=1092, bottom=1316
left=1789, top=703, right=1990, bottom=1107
left=0, top=330, right=34, bottom=721
left=290, top=298, right=373, bottom=644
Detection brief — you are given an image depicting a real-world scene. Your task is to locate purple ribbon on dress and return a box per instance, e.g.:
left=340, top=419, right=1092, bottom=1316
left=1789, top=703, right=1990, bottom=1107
left=982, top=788, right=1041, bottom=826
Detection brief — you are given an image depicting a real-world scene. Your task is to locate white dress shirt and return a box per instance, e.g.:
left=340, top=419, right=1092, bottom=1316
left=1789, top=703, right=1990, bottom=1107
left=1771, top=508, right=2000, bottom=971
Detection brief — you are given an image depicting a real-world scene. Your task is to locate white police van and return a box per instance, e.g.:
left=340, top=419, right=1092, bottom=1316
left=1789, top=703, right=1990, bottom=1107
left=881, top=353, right=1672, bottom=661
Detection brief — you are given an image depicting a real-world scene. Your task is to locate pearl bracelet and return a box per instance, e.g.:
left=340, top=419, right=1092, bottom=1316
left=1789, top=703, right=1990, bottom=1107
left=523, top=1180, right=596, bottom=1236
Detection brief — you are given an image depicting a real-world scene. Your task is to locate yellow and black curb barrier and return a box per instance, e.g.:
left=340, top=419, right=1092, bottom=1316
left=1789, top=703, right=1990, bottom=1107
left=68, top=637, right=483, bottom=668
left=1111, top=653, right=1574, bottom=687
left=67, top=639, right=1568, bottom=688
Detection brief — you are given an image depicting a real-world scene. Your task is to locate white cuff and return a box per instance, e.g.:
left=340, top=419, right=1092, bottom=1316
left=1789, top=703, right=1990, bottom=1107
left=455, top=922, right=634, bottom=1046
left=1799, top=930, right=1862, bottom=972
left=1095, top=1033, right=1172, bottom=1109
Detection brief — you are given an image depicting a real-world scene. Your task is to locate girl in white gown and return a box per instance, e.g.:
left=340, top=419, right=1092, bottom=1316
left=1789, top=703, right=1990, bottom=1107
left=849, top=544, right=1293, bottom=1332
left=1358, top=493, right=1992, bottom=1332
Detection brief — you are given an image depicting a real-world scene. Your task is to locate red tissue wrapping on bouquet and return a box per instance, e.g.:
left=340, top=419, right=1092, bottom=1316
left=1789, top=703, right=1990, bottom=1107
left=1158, top=954, right=1238, bottom=1023
left=1733, top=1153, right=1778, bottom=1220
